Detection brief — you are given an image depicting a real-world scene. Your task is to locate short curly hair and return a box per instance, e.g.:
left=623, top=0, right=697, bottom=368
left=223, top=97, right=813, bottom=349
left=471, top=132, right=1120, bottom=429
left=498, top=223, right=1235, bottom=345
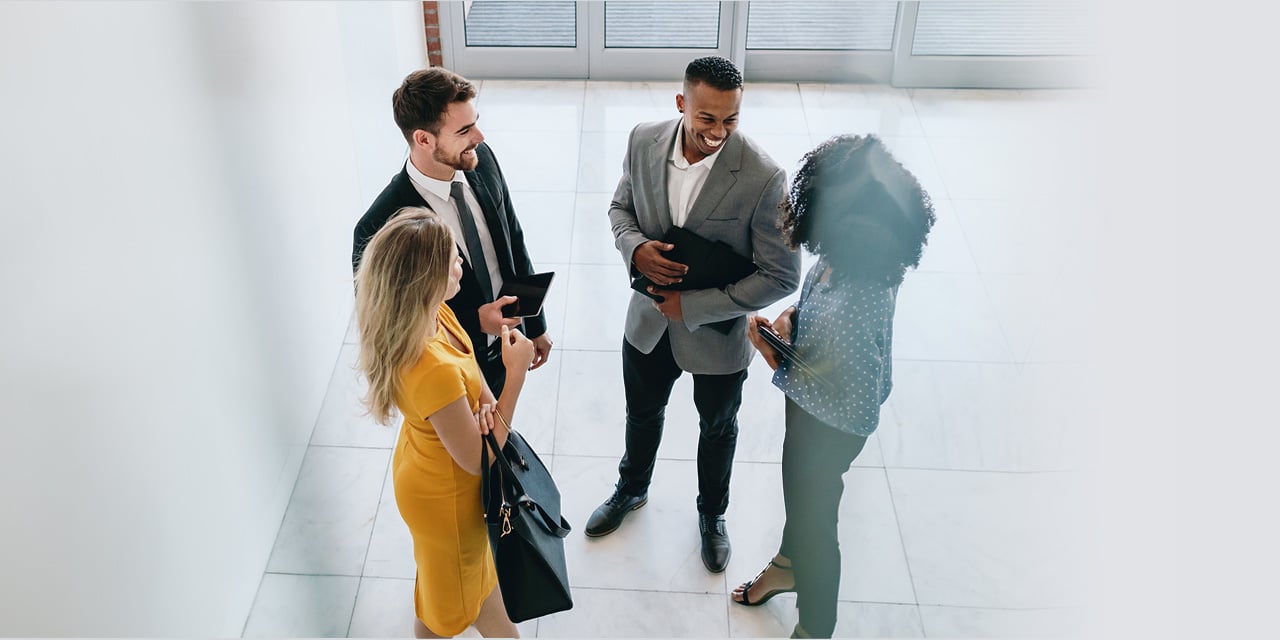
left=684, top=56, right=743, bottom=92
left=779, top=134, right=935, bottom=286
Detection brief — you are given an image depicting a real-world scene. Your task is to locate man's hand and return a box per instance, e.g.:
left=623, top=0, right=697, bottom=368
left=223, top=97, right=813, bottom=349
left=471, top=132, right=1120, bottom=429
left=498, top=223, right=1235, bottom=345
left=529, top=333, right=553, bottom=370
left=479, top=296, right=522, bottom=336
left=648, top=287, right=683, bottom=321
left=633, top=240, right=688, bottom=287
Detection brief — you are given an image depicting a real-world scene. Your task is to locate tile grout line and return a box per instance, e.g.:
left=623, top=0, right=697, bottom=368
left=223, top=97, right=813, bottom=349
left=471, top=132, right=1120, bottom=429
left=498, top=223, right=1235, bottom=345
left=280, top=318, right=385, bottom=640
left=525, top=82, right=584, bottom=636
left=552, top=344, right=1041, bottom=366
left=959, top=201, right=1037, bottom=368
left=548, top=82, right=590, bottom=469
left=244, top=439, right=330, bottom=634
left=264, top=570, right=363, bottom=579
left=915, top=603, right=1084, bottom=612
left=793, top=80, right=815, bottom=152
left=266, top=334, right=359, bottom=609
left=346, top=447, right=394, bottom=637
left=551, top=452, right=1075, bottom=475
left=344, top=575, right=364, bottom=638
left=554, top=584, right=924, bottom=607
left=239, top=570, right=268, bottom=637
left=906, top=90, right=954, bottom=203
left=310, top=443, right=394, bottom=451
left=879, top=466, right=926, bottom=637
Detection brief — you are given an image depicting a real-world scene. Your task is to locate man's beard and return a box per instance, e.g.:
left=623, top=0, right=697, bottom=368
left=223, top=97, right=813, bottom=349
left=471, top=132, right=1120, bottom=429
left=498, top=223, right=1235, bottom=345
left=436, top=146, right=478, bottom=171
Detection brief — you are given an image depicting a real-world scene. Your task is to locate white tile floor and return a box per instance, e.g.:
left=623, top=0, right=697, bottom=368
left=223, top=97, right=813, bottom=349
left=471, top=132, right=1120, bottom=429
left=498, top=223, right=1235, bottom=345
left=244, top=80, right=1096, bottom=638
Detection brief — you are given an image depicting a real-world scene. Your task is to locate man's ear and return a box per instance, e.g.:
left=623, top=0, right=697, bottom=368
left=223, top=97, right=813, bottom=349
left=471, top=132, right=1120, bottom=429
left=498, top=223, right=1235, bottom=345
left=412, top=129, right=434, bottom=150
left=675, top=93, right=685, bottom=114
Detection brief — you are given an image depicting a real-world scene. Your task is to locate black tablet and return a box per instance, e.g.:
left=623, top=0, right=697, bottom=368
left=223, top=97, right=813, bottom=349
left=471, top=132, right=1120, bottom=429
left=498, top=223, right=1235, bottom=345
left=499, top=272, right=555, bottom=318
left=756, top=324, right=799, bottom=363
left=756, top=324, right=837, bottom=390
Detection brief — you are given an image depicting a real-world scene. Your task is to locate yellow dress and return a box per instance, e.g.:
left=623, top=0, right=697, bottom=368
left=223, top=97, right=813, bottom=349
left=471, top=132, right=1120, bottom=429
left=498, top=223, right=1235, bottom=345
left=393, top=303, right=498, bottom=635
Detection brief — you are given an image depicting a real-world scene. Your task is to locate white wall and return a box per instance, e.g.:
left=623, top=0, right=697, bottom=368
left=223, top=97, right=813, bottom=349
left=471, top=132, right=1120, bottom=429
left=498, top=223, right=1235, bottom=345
left=0, top=2, right=423, bottom=635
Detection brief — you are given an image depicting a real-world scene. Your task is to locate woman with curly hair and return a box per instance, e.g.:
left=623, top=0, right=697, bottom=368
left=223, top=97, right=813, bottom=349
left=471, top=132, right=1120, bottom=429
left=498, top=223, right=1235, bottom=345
left=730, top=134, right=935, bottom=638
left=355, top=207, right=536, bottom=638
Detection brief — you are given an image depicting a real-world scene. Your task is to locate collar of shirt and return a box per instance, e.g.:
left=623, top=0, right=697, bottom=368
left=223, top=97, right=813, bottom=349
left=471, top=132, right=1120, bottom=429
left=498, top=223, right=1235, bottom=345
left=406, top=158, right=467, bottom=200
left=670, top=126, right=721, bottom=172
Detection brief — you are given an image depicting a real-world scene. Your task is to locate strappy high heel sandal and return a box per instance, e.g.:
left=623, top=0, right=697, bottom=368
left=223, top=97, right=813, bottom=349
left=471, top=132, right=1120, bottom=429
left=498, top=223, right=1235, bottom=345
left=732, top=559, right=796, bottom=606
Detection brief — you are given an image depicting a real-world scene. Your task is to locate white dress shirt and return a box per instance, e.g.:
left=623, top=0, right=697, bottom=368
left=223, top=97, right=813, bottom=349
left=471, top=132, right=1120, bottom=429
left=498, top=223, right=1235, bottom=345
left=667, top=126, right=721, bottom=228
left=406, top=159, right=503, bottom=343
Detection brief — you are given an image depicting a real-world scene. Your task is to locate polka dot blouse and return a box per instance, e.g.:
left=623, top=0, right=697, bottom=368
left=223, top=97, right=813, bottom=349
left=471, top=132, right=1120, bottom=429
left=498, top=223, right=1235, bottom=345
left=772, top=258, right=897, bottom=436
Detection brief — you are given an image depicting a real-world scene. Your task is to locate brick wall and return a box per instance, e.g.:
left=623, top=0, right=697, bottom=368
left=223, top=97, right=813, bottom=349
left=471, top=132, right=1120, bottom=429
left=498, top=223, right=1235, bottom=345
left=423, top=2, right=442, bottom=67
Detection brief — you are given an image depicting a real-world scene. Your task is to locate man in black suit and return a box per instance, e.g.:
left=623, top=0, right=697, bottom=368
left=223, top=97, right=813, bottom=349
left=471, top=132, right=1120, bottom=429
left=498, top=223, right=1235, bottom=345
left=352, top=68, right=553, bottom=395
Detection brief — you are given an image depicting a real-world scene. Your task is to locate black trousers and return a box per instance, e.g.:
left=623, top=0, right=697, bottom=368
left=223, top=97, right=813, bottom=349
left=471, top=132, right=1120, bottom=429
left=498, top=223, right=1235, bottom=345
left=478, top=339, right=506, bottom=397
left=779, top=398, right=867, bottom=639
left=616, top=333, right=748, bottom=516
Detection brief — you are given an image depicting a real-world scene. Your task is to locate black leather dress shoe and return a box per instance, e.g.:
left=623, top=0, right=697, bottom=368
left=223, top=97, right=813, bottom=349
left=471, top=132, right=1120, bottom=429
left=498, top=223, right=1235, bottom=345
left=584, top=489, right=648, bottom=537
left=699, top=513, right=731, bottom=573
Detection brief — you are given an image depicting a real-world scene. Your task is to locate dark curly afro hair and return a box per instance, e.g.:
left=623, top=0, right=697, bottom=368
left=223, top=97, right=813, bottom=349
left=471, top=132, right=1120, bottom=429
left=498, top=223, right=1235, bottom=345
left=684, top=56, right=743, bottom=92
left=779, top=134, right=935, bottom=286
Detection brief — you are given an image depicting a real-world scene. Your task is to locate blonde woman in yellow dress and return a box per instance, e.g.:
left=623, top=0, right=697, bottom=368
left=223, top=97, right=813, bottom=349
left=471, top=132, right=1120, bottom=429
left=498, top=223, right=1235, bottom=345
left=355, top=207, right=536, bottom=638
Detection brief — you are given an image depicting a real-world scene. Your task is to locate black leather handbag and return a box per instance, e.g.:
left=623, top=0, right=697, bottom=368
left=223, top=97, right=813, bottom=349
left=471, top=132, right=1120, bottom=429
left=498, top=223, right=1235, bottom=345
left=481, top=427, right=573, bottom=622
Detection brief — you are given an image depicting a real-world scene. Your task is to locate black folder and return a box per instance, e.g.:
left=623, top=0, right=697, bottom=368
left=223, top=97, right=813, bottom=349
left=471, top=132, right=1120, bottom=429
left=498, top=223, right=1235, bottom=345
left=630, top=226, right=757, bottom=334
left=630, top=226, right=757, bottom=298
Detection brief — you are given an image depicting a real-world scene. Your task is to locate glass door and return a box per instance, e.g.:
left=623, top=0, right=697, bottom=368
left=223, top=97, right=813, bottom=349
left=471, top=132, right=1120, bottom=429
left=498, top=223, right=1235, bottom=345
left=440, top=1, right=588, bottom=78
left=441, top=0, right=738, bottom=80
left=742, top=1, right=900, bottom=83
left=891, top=1, right=1093, bottom=88
left=587, top=1, right=740, bottom=79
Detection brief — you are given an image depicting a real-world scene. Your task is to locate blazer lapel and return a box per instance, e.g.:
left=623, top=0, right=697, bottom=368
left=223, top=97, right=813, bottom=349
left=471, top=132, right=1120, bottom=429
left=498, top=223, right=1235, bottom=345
left=649, top=121, right=679, bottom=232
left=463, top=166, right=516, bottom=276
left=682, top=132, right=742, bottom=230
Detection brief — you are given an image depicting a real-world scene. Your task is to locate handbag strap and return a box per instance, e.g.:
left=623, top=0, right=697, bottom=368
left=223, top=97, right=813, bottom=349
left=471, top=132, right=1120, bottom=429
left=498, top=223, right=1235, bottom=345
left=483, top=431, right=519, bottom=487
left=481, top=430, right=496, bottom=512
left=482, top=431, right=572, bottom=539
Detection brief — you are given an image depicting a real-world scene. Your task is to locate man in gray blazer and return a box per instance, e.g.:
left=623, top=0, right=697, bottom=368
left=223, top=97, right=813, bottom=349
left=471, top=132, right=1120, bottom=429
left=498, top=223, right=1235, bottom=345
left=585, top=57, right=801, bottom=574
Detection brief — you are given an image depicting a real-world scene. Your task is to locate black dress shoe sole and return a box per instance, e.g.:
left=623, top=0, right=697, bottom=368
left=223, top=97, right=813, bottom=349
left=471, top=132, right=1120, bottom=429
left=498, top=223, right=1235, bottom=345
left=583, top=497, right=648, bottom=538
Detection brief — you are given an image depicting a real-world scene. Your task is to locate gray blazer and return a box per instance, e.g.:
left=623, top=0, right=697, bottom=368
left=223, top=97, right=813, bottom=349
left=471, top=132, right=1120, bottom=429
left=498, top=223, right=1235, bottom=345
left=609, top=119, right=801, bottom=374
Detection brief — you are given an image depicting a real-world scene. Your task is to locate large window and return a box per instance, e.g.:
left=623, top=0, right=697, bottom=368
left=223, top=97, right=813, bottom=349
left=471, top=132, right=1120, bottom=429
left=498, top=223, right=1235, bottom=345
left=893, top=1, right=1092, bottom=88
left=441, top=1, right=1093, bottom=87
left=463, top=1, right=576, bottom=48
left=746, top=1, right=896, bottom=51
left=604, top=2, right=720, bottom=49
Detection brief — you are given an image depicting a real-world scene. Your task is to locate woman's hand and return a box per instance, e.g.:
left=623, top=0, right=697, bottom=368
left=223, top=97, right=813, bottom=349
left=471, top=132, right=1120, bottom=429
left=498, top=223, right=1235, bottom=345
left=500, top=324, right=536, bottom=374
left=747, top=315, right=782, bottom=371
left=474, top=403, right=496, bottom=435
left=772, top=306, right=796, bottom=343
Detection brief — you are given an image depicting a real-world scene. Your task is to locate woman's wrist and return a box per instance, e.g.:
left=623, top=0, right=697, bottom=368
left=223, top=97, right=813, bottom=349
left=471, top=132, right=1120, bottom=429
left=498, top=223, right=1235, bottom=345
left=503, top=370, right=526, bottom=393
left=493, top=407, right=512, bottom=435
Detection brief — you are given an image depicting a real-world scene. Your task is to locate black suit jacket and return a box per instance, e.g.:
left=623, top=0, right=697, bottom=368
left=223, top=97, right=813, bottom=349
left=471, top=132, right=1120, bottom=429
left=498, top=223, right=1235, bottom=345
left=352, top=143, right=548, bottom=359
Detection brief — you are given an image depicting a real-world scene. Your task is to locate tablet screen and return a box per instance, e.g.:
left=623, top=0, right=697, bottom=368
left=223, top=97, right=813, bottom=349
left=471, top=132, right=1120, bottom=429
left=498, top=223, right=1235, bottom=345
left=498, top=272, right=555, bottom=318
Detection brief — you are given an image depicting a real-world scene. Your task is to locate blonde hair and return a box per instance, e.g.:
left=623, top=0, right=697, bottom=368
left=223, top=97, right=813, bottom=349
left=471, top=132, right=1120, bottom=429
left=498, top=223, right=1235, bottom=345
left=355, top=207, right=456, bottom=424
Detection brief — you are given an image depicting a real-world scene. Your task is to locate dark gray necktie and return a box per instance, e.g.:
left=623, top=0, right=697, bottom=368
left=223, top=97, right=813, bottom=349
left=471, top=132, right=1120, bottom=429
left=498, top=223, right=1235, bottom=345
left=451, top=180, right=493, bottom=304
